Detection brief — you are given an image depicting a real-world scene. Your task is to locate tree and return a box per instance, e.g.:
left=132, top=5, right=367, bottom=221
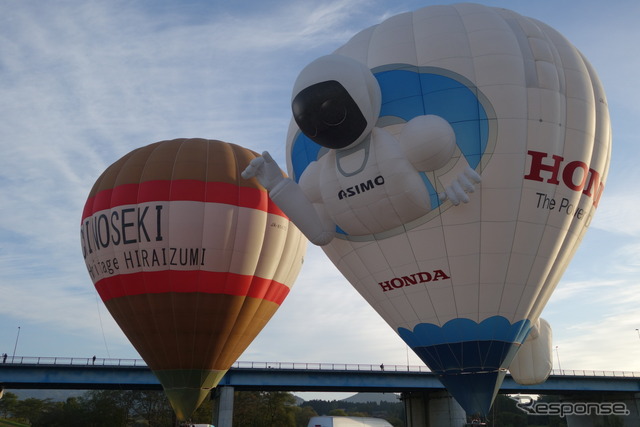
left=263, top=391, right=297, bottom=426
left=233, top=391, right=297, bottom=427
left=129, top=390, right=174, bottom=426
left=34, top=397, right=88, bottom=427
left=86, top=390, right=135, bottom=426
left=0, top=391, right=19, bottom=419
left=294, top=405, right=318, bottom=427
left=12, top=397, right=56, bottom=426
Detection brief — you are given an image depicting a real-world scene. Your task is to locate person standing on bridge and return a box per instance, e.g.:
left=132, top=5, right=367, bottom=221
left=2, top=353, right=6, bottom=363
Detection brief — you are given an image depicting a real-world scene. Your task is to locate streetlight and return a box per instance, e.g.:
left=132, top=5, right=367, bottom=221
left=12, top=326, right=21, bottom=362
left=636, top=328, right=640, bottom=340
left=555, top=345, right=562, bottom=374
left=406, top=345, right=410, bottom=371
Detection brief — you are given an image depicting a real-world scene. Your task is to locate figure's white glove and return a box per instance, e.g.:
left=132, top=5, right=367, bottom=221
left=242, top=150, right=334, bottom=246
left=439, top=166, right=482, bottom=205
left=241, top=151, right=285, bottom=192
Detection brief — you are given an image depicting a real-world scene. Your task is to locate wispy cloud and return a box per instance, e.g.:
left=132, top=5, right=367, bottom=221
left=590, top=190, right=640, bottom=236
left=555, top=310, right=640, bottom=372
left=0, top=0, right=395, bottom=361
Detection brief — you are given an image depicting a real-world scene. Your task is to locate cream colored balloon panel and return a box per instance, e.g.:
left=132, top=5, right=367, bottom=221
left=412, top=8, right=468, bottom=63
left=275, top=224, right=307, bottom=288
left=202, top=202, right=237, bottom=273
left=366, top=13, right=415, bottom=67
left=166, top=200, right=206, bottom=261
left=329, top=241, right=391, bottom=311
left=529, top=88, right=564, bottom=130
left=376, top=229, right=421, bottom=270
left=333, top=241, right=410, bottom=327
left=230, top=207, right=268, bottom=275
left=405, top=221, right=449, bottom=262
left=478, top=223, right=516, bottom=316
left=384, top=289, right=422, bottom=330
left=251, top=213, right=292, bottom=280
left=381, top=231, right=454, bottom=325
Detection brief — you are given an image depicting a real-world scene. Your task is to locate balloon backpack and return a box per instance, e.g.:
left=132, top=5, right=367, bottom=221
left=247, top=3, right=611, bottom=416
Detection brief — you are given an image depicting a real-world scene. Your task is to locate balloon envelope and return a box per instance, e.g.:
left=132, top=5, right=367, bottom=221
left=82, top=138, right=307, bottom=420
left=286, top=4, right=610, bottom=414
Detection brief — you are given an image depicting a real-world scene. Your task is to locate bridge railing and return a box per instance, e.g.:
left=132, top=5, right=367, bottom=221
left=550, top=369, right=640, bottom=378
left=2, top=356, right=146, bottom=367
left=3, top=357, right=639, bottom=378
left=232, top=361, right=431, bottom=372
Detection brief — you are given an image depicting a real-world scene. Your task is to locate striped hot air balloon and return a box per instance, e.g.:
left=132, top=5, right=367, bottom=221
left=81, top=138, right=307, bottom=420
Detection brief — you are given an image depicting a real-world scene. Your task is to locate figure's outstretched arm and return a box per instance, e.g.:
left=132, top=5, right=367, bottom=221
left=242, top=152, right=334, bottom=246
left=398, top=114, right=481, bottom=206
left=399, top=115, right=456, bottom=172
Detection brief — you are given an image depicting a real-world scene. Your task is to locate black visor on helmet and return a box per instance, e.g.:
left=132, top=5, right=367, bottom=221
left=292, top=80, right=368, bottom=149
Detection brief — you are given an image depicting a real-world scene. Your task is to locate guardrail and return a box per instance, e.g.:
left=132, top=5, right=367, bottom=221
left=232, top=361, right=431, bottom=373
left=1, top=356, right=146, bottom=367
left=2, top=357, right=639, bottom=378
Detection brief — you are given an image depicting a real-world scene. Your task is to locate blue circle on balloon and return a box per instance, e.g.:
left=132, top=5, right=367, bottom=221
left=289, top=65, right=495, bottom=184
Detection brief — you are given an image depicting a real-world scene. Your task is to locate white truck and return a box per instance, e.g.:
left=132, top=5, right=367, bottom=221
left=307, top=416, right=392, bottom=427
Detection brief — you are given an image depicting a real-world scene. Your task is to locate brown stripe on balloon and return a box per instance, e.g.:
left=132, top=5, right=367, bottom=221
left=105, top=294, right=280, bottom=370
left=86, top=139, right=270, bottom=196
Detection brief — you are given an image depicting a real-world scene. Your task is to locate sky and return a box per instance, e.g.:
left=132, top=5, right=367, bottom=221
left=1, top=0, right=639, bottom=401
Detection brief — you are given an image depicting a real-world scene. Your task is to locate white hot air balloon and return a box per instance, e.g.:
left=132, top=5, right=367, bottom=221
left=243, top=3, right=611, bottom=415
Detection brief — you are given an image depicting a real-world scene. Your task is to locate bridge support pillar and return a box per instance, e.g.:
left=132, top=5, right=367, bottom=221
left=212, top=386, right=234, bottom=427
left=402, top=390, right=466, bottom=427
left=563, top=393, right=640, bottom=427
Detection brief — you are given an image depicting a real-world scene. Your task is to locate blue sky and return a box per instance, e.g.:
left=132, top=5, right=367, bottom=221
left=1, top=0, right=639, bottom=400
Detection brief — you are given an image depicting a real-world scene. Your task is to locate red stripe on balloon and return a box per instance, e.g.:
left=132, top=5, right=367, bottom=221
left=94, top=270, right=290, bottom=305
left=82, top=180, right=285, bottom=220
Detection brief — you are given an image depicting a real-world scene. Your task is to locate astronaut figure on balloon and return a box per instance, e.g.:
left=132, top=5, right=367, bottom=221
left=242, top=54, right=481, bottom=245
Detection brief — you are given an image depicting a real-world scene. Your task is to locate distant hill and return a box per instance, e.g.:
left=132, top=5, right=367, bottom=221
left=8, top=389, right=86, bottom=402
left=341, top=392, right=400, bottom=404
left=10, top=389, right=400, bottom=405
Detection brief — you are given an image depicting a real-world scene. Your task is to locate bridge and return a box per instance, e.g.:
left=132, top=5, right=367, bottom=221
left=2, top=357, right=640, bottom=426
left=1, top=356, right=639, bottom=394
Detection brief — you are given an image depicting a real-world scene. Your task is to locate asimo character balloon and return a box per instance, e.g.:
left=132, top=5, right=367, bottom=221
left=82, top=139, right=307, bottom=421
left=243, top=3, right=611, bottom=415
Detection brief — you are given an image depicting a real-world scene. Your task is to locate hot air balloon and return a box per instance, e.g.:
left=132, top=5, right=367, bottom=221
left=81, top=138, right=307, bottom=420
left=244, top=3, right=610, bottom=415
